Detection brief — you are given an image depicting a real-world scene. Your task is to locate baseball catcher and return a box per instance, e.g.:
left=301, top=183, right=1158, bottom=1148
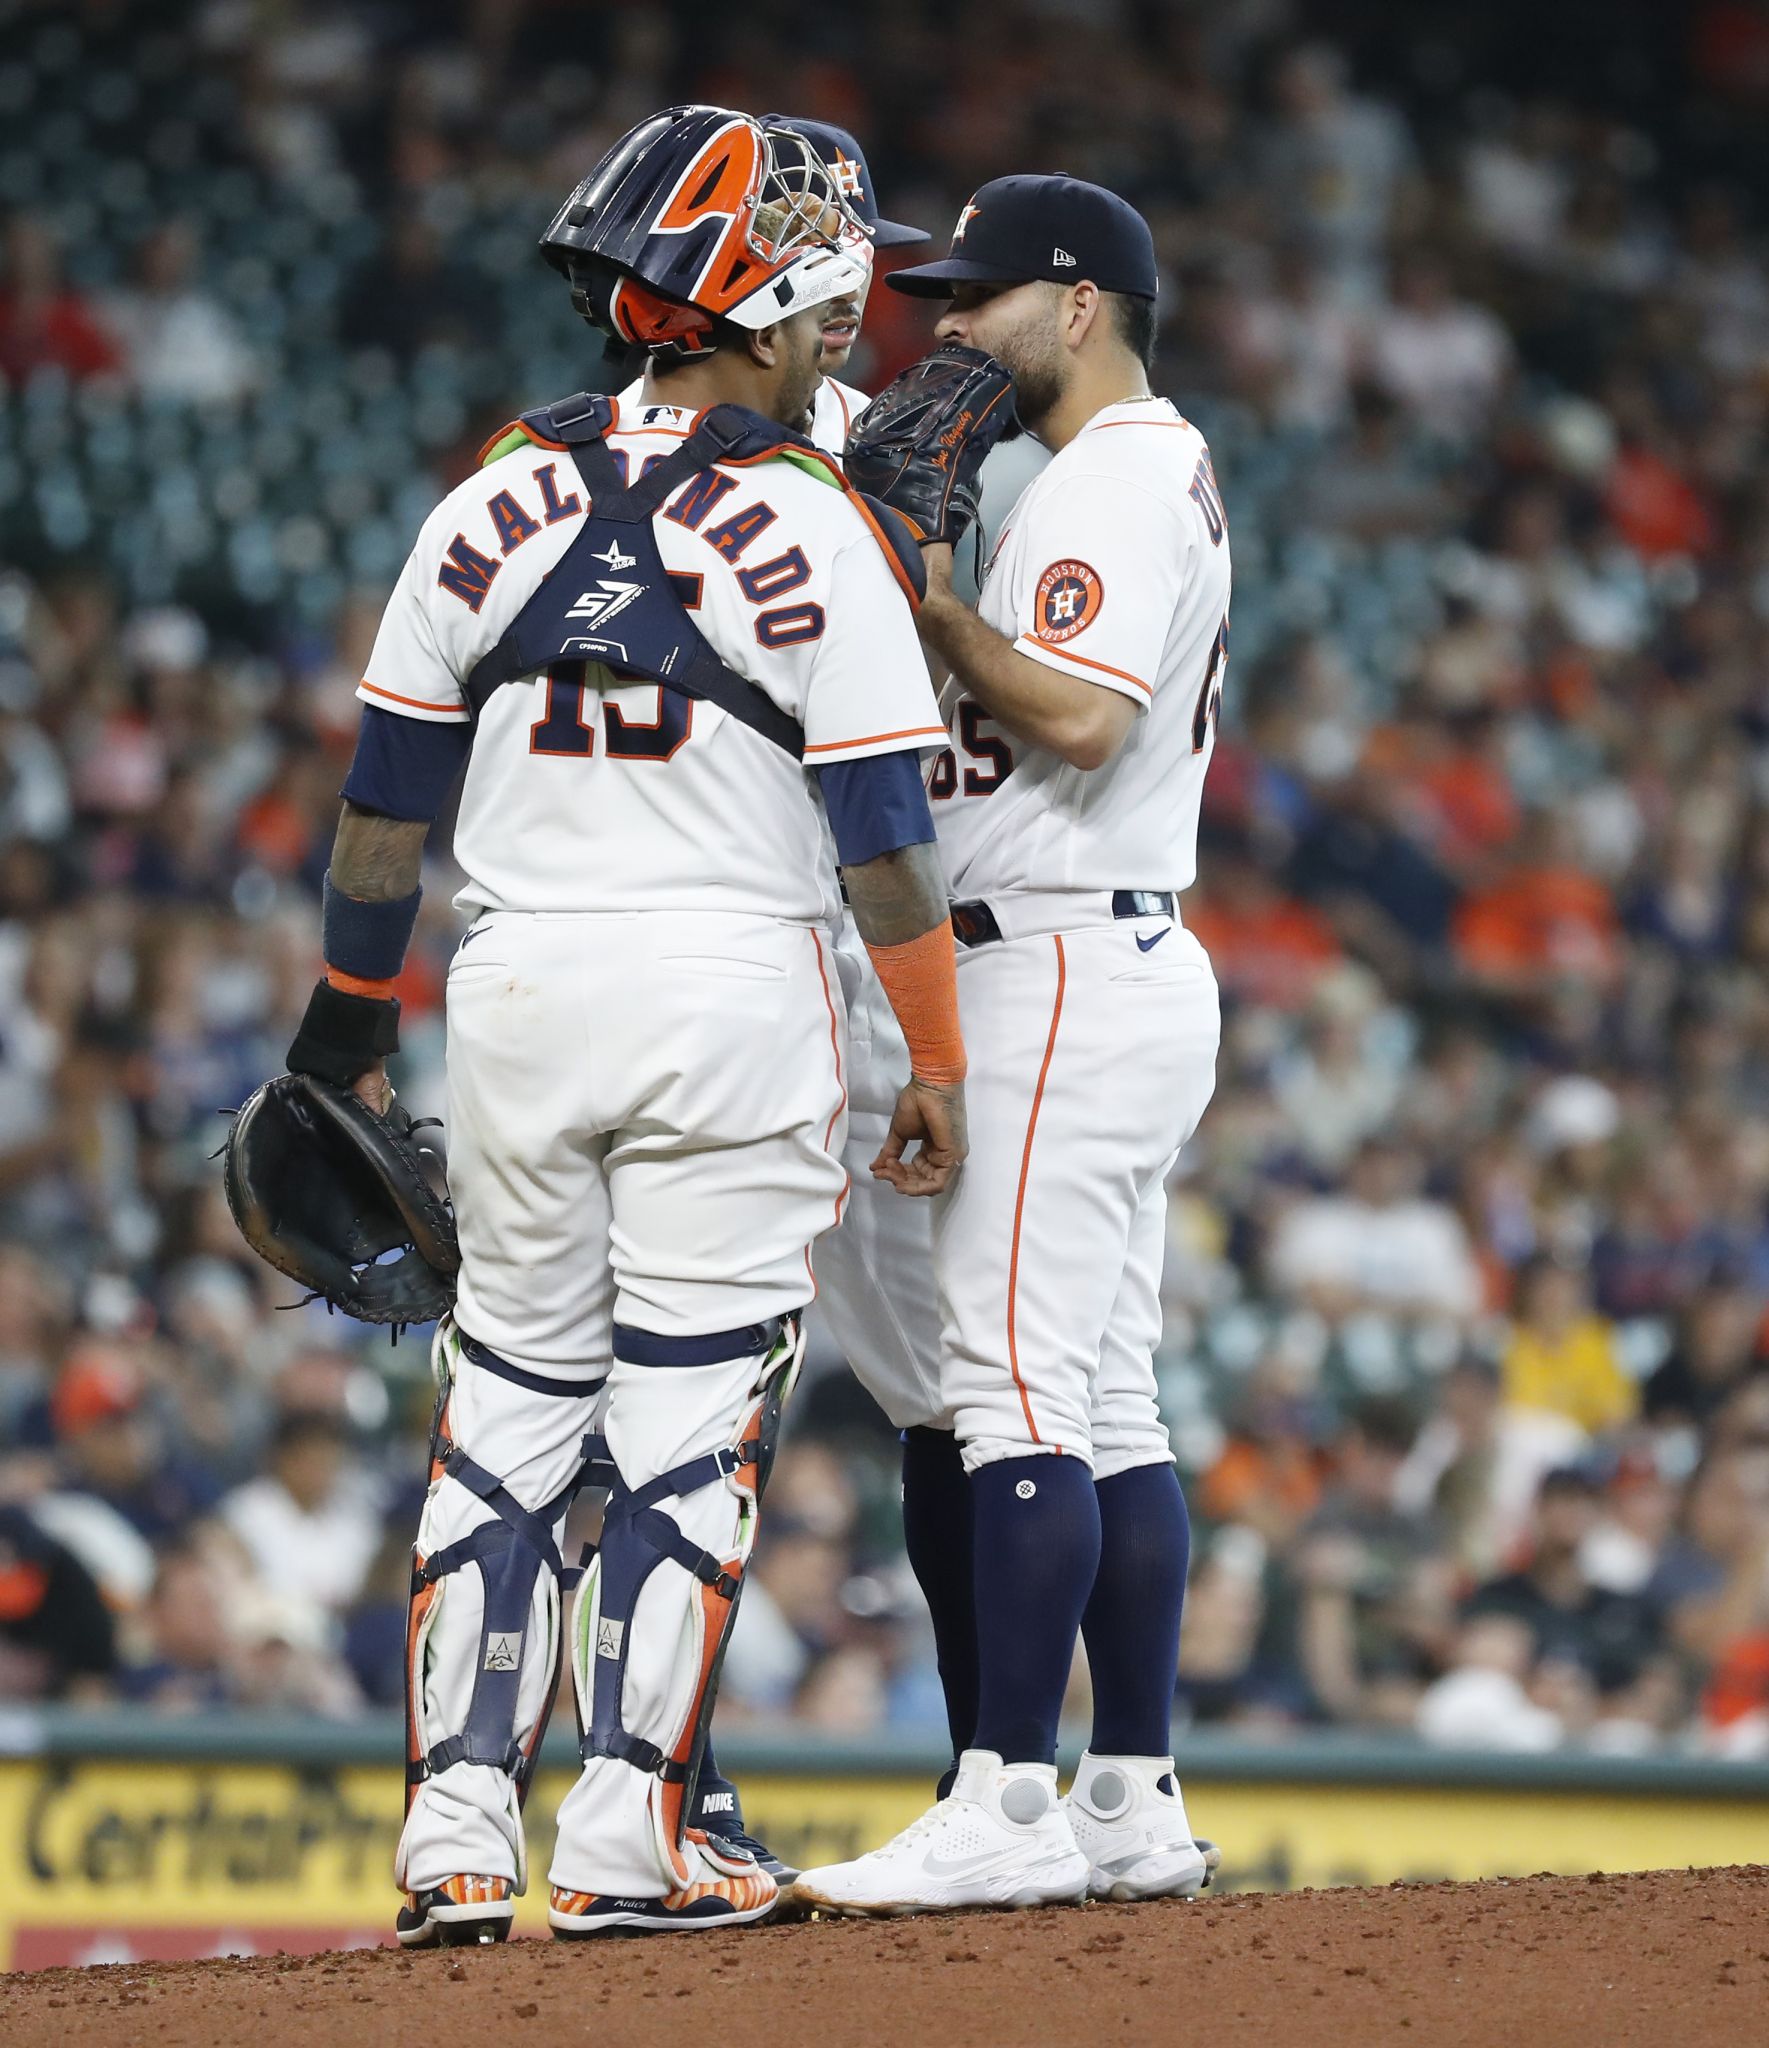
left=230, top=105, right=966, bottom=1946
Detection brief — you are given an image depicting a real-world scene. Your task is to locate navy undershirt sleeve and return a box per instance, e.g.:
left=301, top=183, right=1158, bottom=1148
left=816, top=751, right=937, bottom=868
left=344, top=704, right=931, bottom=862
left=341, top=704, right=472, bottom=823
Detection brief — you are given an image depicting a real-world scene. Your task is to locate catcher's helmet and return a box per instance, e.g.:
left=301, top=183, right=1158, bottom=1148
left=542, top=106, right=871, bottom=356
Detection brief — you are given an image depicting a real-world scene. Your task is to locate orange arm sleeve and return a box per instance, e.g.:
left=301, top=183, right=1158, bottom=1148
left=864, top=921, right=966, bottom=1087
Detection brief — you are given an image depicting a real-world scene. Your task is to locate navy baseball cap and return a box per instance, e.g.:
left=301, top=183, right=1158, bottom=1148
left=888, top=174, right=1157, bottom=298
left=761, top=116, right=929, bottom=248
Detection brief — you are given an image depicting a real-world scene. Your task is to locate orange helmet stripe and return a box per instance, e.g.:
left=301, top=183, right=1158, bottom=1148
left=652, top=120, right=781, bottom=316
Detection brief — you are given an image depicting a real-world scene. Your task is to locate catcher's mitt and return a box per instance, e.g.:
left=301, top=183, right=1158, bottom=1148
left=223, top=1073, right=459, bottom=1327
left=844, top=341, right=1018, bottom=548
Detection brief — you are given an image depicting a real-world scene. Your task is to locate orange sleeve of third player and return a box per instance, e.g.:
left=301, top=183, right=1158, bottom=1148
left=864, top=921, right=967, bottom=1086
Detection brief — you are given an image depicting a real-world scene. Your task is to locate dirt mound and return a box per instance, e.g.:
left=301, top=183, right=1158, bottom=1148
left=2, top=1866, right=1764, bottom=2048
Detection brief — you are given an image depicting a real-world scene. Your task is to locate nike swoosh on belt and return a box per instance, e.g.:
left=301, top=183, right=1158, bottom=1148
left=1135, top=928, right=1171, bottom=953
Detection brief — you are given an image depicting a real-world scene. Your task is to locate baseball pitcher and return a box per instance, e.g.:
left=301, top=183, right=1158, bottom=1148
left=796, top=175, right=1226, bottom=1916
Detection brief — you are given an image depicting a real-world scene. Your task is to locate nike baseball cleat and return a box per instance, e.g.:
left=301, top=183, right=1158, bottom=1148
left=1063, top=1751, right=1215, bottom=1902
left=548, top=1866, right=778, bottom=1937
left=789, top=1749, right=1090, bottom=1918
left=395, top=1874, right=515, bottom=1948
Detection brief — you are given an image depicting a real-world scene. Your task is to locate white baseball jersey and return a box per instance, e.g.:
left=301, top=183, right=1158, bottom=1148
left=359, top=398, right=944, bottom=926
left=810, top=373, right=866, bottom=454
left=617, top=372, right=864, bottom=463
left=932, top=397, right=1231, bottom=900
left=921, top=395, right=1230, bottom=1476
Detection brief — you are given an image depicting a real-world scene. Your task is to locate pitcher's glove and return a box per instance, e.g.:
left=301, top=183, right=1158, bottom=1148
left=223, top=1074, right=459, bottom=1327
left=844, top=342, right=1018, bottom=548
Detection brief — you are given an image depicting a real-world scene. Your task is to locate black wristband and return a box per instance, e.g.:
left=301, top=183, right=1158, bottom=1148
left=286, top=979, right=401, bottom=1086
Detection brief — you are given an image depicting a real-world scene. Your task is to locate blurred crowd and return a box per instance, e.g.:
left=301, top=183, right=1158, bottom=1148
left=2, top=0, right=1769, bottom=1759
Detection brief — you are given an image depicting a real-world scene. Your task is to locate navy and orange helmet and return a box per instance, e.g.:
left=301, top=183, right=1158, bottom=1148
left=542, top=107, right=872, bottom=357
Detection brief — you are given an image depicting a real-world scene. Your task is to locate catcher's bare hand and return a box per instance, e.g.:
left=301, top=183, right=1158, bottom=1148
left=352, top=1059, right=392, bottom=1116
left=872, top=1076, right=967, bottom=1196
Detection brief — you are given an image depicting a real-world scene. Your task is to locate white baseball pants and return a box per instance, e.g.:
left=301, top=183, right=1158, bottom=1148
left=398, top=908, right=846, bottom=1901
left=932, top=912, right=1220, bottom=1476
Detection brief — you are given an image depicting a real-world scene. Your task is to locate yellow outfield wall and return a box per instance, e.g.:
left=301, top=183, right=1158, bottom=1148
left=3, top=1733, right=1766, bottom=1970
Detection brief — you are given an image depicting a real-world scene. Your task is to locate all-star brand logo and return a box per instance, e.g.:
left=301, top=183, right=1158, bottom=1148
left=597, top=1617, right=625, bottom=1660
left=484, top=1632, right=521, bottom=1671
left=566, top=577, right=645, bottom=631
left=591, top=539, right=637, bottom=572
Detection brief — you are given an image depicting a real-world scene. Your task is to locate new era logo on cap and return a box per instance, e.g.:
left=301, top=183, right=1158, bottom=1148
left=1053, top=247, right=1076, bottom=266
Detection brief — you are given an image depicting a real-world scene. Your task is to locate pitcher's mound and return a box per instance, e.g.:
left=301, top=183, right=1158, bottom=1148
left=2, top=1865, right=1765, bottom=2048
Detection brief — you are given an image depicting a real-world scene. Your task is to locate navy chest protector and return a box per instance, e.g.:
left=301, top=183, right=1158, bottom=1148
left=466, top=393, right=838, bottom=760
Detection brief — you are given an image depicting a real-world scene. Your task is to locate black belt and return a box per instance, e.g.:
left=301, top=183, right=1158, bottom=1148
left=950, top=891, right=1175, bottom=949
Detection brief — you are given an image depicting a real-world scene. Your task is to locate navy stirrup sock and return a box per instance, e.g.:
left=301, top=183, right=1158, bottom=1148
left=694, top=1743, right=743, bottom=1827
left=969, top=1455, right=1102, bottom=1766
left=901, top=1426, right=979, bottom=1784
left=1082, top=1461, right=1191, bottom=1757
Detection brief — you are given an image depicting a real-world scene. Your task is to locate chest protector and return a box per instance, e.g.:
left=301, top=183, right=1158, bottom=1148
left=466, top=394, right=849, bottom=759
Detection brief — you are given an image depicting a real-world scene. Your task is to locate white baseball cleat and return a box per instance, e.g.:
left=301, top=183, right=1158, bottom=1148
left=789, top=1749, right=1090, bottom=1918
left=1063, top=1751, right=1214, bottom=1901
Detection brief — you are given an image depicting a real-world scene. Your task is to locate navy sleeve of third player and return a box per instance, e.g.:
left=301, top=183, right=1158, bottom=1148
left=816, top=751, right=937, bottom=868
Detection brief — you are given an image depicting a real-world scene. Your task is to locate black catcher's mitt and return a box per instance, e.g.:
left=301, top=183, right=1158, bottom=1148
left=223, top=1074, right=459, bottom=1326
left=844, top=342, right=1018, bottom=548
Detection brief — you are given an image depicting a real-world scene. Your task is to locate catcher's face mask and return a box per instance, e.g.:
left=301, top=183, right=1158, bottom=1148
left=542, top=107, right=871, bottom=351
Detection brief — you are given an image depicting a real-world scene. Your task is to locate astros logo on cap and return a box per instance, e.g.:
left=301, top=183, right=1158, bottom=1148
left=954, top=197, right=981, bottom=241
left=830, top=151, right=865, bottom=201
left=1036, top=559, right=1103, bottom=641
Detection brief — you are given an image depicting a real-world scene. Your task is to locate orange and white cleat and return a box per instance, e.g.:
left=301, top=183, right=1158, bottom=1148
left=395, top=1874, right=516, bottom=1948
left=549, top=1838, right=777, bottom=1938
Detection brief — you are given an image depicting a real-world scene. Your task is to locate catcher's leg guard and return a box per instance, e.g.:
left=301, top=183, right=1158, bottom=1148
left=551, top=1314, right=804, bottom=1901
left=397, top=1322, right=601, bottom=1927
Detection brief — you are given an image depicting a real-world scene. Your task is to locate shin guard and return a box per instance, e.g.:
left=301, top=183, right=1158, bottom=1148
left=399, top=1323, right=591, bottom=1894
left=570, top=1314, right=803, bottom=1889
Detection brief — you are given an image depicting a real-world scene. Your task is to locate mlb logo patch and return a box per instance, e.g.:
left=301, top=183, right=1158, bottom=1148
left=1035, top=559, right=1103, bottom=642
